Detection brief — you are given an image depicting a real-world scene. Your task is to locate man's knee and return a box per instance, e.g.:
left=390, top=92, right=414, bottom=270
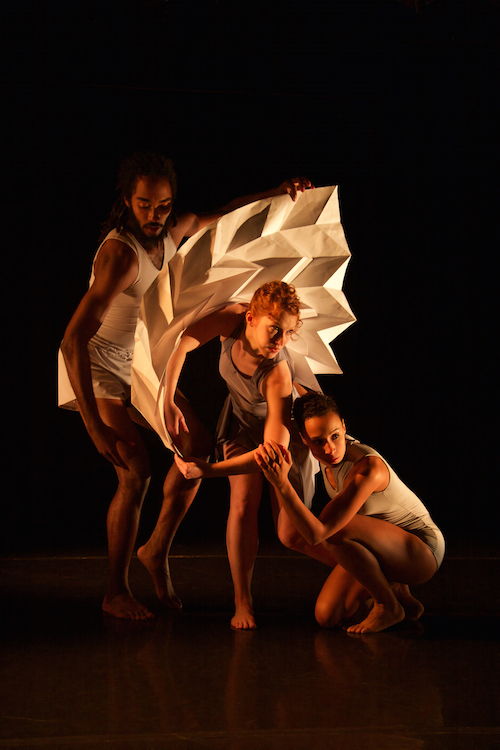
left=178, top=429, right=213, bottom=459
left=116, top=445, right=151, bottom=495
left=118, top=470, right=151, bottom=499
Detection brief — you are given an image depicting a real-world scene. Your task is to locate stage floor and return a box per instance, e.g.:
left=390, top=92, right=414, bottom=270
left=1, top=537, right=499, bottom=750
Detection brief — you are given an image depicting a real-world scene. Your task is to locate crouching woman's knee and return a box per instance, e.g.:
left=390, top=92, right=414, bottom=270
left=314, top=597, right=343, bottom=629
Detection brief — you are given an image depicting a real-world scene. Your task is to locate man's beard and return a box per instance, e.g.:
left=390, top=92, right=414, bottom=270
left=126, top=212, right=168, bottom=249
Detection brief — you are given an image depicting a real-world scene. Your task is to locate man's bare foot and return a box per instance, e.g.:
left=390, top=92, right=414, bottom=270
left=391, top=582, right=425, bottom=620
left=102, top=592, right=154, bottom=620
left=231, top=603, right=257, bottom=630
left=346, top=600, right=405, bottom=634
left=137, top=545, right=182, bottom=610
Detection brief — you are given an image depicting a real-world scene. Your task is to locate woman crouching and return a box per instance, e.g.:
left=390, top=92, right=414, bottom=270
left=255, top=392, right=445, bottom=634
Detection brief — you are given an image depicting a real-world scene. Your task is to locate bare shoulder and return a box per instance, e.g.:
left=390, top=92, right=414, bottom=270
left=346, top=453, right=389, bottom=492
left=184, top=304, right=245, bottom=346
left=91, top=238, right=138, bottom=294
left=225, top=302, right=248, bottom=315
left=97, top=237, right=137, bottom=263
left=168, top=213, right=193, bottom=247
left=168, top=212, right=201, bottom=247
left=261, top=359, right=293, bottom=398
left=218, top=304, right=248, bottom=340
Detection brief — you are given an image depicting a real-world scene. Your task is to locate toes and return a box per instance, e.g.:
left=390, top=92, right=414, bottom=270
left=102, top=594, right=155, bottom=621
left=231, top=616, right=257, bottom=631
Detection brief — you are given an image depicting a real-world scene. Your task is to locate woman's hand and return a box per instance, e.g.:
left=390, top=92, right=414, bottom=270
left=174, top=454, right=209, bottom=480
left=165, top=400, right=189, bottom=442
left=254, top=440, right=292, bottom=488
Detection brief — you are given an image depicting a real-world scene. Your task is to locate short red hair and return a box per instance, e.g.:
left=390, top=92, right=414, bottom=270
left=249, top=281, right=302, bottom=324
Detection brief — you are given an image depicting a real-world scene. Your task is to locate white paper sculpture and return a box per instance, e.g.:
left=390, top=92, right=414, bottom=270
left=131, top=185, right=355, bottom=450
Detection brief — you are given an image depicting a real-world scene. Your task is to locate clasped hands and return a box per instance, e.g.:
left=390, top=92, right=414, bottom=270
left=254, top=440, right=292, bottom=487
left=173, top=438, right=293, bottom=484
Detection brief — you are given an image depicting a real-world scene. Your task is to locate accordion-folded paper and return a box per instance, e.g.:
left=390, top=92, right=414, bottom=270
left=131, top=185, right=356, bottom=449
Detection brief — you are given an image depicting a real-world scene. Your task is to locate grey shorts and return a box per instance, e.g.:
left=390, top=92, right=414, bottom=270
left=88, top=335, right=133, bottom=402
left=410, top=525, right=446, bottom=570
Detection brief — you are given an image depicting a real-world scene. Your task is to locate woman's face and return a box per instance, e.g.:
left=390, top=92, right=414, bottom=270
left=245, top=308, right=299, bottom=359
left=301, top=412, right=347, bottom=466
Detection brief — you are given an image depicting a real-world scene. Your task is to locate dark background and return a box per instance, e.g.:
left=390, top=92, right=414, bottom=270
left=3, top=0, right=498, bottom=554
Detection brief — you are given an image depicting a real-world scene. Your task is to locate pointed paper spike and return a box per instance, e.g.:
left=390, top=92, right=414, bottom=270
left=281, top=186, right=336, bottom=230
left=131, top=186, right=356, bottom=449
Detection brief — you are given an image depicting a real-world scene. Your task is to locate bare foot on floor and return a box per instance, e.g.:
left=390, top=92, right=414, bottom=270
left=102, top=592, right=154, bottom=620
left=340, top=598, right=373, bottom=630
left=346, top=601, right=405, bottom=634
left=391, top=582, right=425, bottom=620
left=137, top=545, right=182, bottom=610
left=231, top=604, right=257, bottom=630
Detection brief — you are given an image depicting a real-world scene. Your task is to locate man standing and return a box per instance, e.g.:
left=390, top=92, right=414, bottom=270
left=59, top=151, right=311, bottom=619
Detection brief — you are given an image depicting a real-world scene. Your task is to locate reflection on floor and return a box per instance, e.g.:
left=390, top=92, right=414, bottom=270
left=1, top=537, right=499, bottom=750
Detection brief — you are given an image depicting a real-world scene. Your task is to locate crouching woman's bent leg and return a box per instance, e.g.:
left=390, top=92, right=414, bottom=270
left=318, top=514, right=437, bottom=634
left=314, top=564, right=370, bottom=629
left=272, top=487, right=339, bottom=568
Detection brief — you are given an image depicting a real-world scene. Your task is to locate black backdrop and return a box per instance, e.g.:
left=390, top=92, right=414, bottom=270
left=4, top=0, right=498, bottom=554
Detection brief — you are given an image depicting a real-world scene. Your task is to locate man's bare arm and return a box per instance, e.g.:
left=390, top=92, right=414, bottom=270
left=169, top=177, right=314, bottom=246
left=61, top=240, right=138, bottom=467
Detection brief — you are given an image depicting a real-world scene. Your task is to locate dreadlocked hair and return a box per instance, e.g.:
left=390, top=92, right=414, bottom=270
left=99, top=151, right=178, bottom=243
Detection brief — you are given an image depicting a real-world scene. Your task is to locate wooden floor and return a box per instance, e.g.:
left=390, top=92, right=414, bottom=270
left=1, top=534, right=499, bottom=750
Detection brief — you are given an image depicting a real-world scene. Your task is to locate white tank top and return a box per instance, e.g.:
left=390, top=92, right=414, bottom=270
left=90, top=228, right=177, bottom=350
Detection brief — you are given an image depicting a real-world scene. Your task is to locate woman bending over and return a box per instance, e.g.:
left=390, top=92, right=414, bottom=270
left=167, top=281, right=327, bottom=629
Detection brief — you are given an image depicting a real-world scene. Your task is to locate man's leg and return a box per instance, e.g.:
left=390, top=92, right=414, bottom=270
left=138, top=392, right=213, bottom=608
left=96, top=398, right=155, bottom=620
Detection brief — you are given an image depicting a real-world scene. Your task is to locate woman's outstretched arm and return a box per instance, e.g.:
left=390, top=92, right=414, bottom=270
left=164, top=304, right=246, bottom=439
left=174, top=362, right=294, bottom=479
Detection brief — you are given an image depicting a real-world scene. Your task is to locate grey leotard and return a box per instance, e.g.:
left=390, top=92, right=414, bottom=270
left=217, top=321, right=316, bottom=508
left=321, top=439, right=445, bottom=568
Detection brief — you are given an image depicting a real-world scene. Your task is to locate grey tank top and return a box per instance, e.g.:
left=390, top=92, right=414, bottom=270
left=217, top=321, right=317, bottom=508
left=219, top=320, right=295, bottom=432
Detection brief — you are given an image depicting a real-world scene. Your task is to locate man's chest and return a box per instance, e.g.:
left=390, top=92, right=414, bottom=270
left=146, top=245, right=164, bottom=270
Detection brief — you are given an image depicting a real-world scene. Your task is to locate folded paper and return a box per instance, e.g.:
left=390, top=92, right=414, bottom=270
left=131, top=186, right=356, bottom=449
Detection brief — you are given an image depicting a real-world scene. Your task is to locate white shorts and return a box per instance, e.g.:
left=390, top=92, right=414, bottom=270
left=58, top=335, right=133, bottom=410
